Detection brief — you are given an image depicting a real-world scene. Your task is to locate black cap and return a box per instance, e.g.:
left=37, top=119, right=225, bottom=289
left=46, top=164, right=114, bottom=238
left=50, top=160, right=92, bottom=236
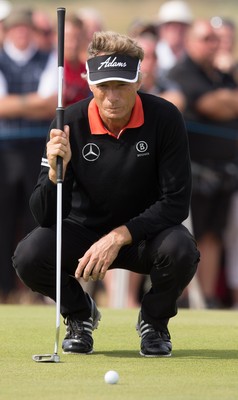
left=86, top=53, right=141, bottom=84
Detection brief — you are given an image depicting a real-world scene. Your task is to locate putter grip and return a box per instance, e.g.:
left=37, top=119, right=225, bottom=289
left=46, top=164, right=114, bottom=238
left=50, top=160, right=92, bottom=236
left=56, top=107, right=64, bottom=183
left=57, top=8, right=65, bottom=67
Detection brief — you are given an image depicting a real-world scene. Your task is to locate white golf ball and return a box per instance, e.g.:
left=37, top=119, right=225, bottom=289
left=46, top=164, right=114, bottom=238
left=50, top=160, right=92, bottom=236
left=104, top=370, right=119, bottom=384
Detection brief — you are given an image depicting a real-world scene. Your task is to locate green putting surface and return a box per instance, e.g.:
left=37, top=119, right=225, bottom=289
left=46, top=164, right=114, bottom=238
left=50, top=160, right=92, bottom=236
left=0, top=305, right=237, bottom=400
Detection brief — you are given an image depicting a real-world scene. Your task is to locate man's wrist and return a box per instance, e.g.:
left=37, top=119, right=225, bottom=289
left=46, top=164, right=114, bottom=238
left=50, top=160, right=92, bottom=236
left=111, top=226, right=132, bottom=246
left=48, top=168, right=57, bottom=184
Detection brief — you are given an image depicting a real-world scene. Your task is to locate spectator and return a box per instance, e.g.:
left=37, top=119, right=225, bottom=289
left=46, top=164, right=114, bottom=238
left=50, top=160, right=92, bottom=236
left=156, top=0, right=193, bottom=77
left=212, top=16, right=238, bottom=82
left=128, top=19, right=158, bottom=39
left=32, top=10, right=55, bottom=53
left=0, top=7, right=57, bottom=302
left=0, top=0, right=11, bottom=47
left=168, top=19, right=238, bottom=308
left=212, top=17, right=238, bottom=308
left=224, top=193, right=238, bottom=309
left=63, top=13, right=91, bottom=107
left=76, top=7, right=105, bottom=64
left=136, top=32, right=185, bottom=111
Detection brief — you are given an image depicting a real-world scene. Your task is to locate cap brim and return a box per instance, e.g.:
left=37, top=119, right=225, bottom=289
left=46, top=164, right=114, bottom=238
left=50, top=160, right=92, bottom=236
left=86, top=54, right=141, bottom=85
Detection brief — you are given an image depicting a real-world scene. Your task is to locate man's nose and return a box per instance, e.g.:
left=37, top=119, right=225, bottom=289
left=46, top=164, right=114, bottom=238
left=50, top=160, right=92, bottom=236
left=107, top=89, right=119, bottom=102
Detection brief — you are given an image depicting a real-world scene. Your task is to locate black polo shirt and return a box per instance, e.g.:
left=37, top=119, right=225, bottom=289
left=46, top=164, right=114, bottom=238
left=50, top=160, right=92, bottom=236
left=30, top=92, right=191, bottom=243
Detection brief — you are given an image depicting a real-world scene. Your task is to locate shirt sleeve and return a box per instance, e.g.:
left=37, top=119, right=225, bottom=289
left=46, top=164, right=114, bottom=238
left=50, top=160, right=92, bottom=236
left=168, top=58, right=214, bottom=104
left=0, top=70, right=8, bottom=97
left=29, top=119, right=74, bottom=227
left=125, top=107, right=192, bottom=243
left=37, top=51, right=58, bottom=98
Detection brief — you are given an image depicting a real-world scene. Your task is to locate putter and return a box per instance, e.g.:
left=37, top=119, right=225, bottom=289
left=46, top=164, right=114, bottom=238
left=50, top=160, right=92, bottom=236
left=32, top=7, right=65, bottom=363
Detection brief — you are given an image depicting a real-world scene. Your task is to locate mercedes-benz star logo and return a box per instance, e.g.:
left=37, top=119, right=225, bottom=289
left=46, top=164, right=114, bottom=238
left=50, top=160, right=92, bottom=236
left=82, top=143, right=100, bottom=162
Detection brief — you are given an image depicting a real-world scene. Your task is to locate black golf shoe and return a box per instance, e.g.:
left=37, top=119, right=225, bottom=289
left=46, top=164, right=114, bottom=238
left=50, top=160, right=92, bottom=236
left=62, top=296, right=101, bottom=354
left=136, top=311, right=172, bottom=357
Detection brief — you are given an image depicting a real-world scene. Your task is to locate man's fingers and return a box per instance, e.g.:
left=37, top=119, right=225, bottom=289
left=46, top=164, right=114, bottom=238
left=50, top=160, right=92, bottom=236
left=98, top=271, right=106, bottom=280
left=75, top=258, right=87, bottom=279
left=75, top=256, right=108, bottom=282
left=75, top=256, right=95, bottom=281
left=50, top=128, right=66, bottom=139
left=83, top=260, right=103, bottom=281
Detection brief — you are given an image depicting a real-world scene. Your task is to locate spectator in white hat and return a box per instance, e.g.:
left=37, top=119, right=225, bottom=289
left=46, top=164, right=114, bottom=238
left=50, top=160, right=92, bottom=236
left=0, top=0, right=12, bottom=47
left=0, top=6, right=58, bottom=303
left=156, top=0, right=193, bottom=77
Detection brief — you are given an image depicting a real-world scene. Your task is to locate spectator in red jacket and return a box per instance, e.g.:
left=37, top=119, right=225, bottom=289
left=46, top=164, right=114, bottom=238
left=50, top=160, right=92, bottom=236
left=64, top=13, right=91, bottom=106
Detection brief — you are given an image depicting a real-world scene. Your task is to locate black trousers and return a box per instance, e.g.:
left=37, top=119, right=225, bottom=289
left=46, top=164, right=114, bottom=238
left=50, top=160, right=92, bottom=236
left=12, top=220, right=200, bottom=329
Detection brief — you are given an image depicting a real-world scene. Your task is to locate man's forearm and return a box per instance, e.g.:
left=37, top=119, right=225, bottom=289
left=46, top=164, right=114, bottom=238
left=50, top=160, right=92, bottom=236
left=0, top=93, right=57, bottom=119
left=196, top=89, right=238, bottom=120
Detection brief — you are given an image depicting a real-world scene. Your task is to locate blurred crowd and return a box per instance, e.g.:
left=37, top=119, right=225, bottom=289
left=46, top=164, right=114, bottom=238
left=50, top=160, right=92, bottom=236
left=1, top=0, right=238, bottom=310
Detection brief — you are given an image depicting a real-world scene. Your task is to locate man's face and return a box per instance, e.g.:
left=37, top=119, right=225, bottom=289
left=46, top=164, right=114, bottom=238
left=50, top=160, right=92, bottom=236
left=64, top=22, right=83, bottom=62
left=89, top=80, right=141, bottom=125
left=160, top=22, right=189, bottom=48
left=6, top=24, right=32, bottom=51
left=186, top=21, right=219, bottom=66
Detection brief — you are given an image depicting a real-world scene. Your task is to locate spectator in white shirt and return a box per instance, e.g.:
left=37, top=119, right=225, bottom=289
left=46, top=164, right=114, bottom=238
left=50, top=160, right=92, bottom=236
left=0, top=7, right=57, bottom=303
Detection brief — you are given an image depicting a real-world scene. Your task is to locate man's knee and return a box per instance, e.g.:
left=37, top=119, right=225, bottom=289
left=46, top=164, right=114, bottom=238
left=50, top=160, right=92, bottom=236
left=12, top=228, right=54, bottom=287
left=12, top=235, right=37, bottom=285
left=150, top=225, right=200, bottom=286
left=152, top=225, right=197, bottom=260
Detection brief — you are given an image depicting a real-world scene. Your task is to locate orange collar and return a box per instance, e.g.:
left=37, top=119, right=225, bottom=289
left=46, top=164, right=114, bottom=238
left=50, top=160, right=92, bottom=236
left=88, top=94, right=144, bottom=138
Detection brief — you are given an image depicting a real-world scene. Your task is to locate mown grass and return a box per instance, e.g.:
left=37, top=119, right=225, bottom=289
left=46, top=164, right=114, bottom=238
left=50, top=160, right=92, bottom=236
left=0, top=306, right=237, bottom=400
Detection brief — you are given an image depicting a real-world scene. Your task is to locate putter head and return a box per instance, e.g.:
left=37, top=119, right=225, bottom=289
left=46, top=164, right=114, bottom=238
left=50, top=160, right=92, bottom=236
left=32, top=353, right=60, bottom=363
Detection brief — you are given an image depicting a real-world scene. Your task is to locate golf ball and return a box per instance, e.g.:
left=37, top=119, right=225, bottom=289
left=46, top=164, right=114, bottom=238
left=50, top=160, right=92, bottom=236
left=104, top=370, right=119, bottom=384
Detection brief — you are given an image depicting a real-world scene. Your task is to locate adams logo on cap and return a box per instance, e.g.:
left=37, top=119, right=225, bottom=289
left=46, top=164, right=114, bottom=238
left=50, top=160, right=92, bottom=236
left=86, top=53, right=141, bottom=84
left=98, top=56, right=127, bottom=70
